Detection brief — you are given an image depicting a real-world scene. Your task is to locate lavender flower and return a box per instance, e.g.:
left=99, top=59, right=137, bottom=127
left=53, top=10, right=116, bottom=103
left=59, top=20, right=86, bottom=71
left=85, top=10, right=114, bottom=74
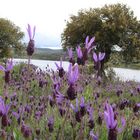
left=21, top=122, right=32, bottom=138
left=71, top=98, right=81, bottom=122
left=67, top=64, right=79, bottom=100
left=93, top=52, right=105, bottom=63
left=93, top=52, right=105, bottom=78
left=67, top=48, right=75, bottom=65
left=76, top=45, right=84, bottom=65
left=0, top=59, right=13, bottom=83
left=0, top=97, right=10, bottom=116
left=55, top=90, right=65, bottom=105
left=67, top=64, right=79, bottom=85
left=48, top=116, right=54, bottom=132
left=83, top=36, right=95, bottom=61
left=55, top=58, right=65, bottom=78
left=85, top=36, right=95, bottom=51
left=104, top=102, right=126, bottom=140
left=26, top=24, right=36, bottom=56
left=0, top=97, right=10, bottom=127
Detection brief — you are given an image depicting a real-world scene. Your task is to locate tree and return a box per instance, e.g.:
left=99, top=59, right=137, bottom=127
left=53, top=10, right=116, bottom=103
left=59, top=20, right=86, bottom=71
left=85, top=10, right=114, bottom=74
left=61, top=3, right=140, bottom=67
left=0, top=18, right=24, bottom=58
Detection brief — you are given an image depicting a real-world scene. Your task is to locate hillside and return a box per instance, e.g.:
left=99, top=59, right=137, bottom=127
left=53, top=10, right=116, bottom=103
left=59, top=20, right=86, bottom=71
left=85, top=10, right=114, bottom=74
left=17, top=48, right=66, bottom=60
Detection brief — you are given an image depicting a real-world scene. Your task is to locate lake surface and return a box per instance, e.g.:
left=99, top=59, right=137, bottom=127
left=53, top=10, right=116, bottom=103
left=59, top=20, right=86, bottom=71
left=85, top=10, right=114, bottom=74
left=13, top=59, right=69, bottom=71
left=13, top=59, right=140, bottom=82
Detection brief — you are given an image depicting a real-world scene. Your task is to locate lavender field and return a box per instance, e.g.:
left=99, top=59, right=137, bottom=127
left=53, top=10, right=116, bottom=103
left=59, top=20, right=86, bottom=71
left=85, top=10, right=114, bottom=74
left=0, top=25, right=140, bottom=140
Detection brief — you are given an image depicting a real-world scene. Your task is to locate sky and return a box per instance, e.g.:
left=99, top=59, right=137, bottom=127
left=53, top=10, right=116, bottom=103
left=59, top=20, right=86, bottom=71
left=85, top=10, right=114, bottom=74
left=0, top=0, right=140, bottom=48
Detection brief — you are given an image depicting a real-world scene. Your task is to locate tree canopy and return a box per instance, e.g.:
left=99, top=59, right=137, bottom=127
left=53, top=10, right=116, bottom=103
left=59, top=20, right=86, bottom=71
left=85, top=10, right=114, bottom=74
left=0, top=18, right=24, bottom=58
left=61, top=3, right=140, bottom=63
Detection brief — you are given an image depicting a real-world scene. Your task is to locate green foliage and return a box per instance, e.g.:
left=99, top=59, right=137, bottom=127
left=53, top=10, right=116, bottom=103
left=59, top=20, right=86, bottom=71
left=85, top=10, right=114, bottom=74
left=0, top=18, right=24, bottom=58
left=62, top=3, right=140, bottom=63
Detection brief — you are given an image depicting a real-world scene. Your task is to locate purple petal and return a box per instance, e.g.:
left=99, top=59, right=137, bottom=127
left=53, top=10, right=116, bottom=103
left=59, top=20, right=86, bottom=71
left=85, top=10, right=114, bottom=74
left=73, top=64, right=79, bottom=83
left=0, top=65, right=5, bottom=72
left=117, top=117, right=126, bottom=133
left=76, top=46, right=83, bottom=58
left=75, top=98, right=79, bottom=112
left=136, top=103, right=140, bottom=107
left=60, top=58, right=62, bottom=68
left=89, top=107, right=94, bottom=120
left=68, top=64, right=79, bottom=84
left=99, top=52, right=105, bottom=61
left=6, top=59, right=13, bottom=71
left=55, top=62, right=60, bottom=70
left=88, top=37, right=95, bottom=48
left=107, top=103, right=115, bottom=129
left=70, top=104, right=75, bottom=111
left=104, top=111, right=110, bottom=129
left=5, top=104, right=10, bottom=114
left=80, top=97, right=85, bottom=107
left=12, top=112, right=20, bottom=119
left=85, top=36, right=89, bottom=45
left=68, top=63, right=73, bottom=83
left=27, top=24, right=32, bottom=39
left=32, top=26, right=36, bottom=39
left=93, top=52, right=98, bottom=62
left=0, top=97, right=5, bottom=114
left=48, top=116, right=54, bottom=124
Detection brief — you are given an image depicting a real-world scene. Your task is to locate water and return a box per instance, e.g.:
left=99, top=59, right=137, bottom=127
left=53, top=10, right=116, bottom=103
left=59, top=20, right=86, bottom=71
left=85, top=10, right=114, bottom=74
left=113, top=68, right=140, bottom=82
left=13, top=59, right=140, bottom=82
left=13, top=58, right=69, bottom=71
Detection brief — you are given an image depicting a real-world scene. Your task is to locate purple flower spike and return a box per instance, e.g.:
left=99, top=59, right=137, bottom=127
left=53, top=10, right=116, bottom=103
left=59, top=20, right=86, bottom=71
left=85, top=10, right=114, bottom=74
left=71, top=98, right=81, bottom=122
left=83, top=36, right=95, bottom=62
left=55, top=58, right=65, bottom=78
left=85, top=36, right=95, bottom=50
left=76, top=45, right=84, bottom=65
left=26, top=24, right=36, bottom=56
left=70, top=98, right=79, bottom=113
left=55, top=58, right=63, bottom=70
left=93, top=52, right=98, bottom=63
left=93, top=52, right=105, bottom=62
left=68, top=63, right=79, bottom=85
left=99, top=52, right=105, bottom=61
left=48, top=116, right=54, bottom=132
left=0, top=59, right=13, bottom=83
left=104, top=103, right=117, bottom=129
left=118, top=117, right=126, bottom=133
left=0, top=96, right=10, bottom=127
left=55, top=90, right=65, bottom=105
left=80, top=97, right=85, bottom=107
left=104, top=102, right=126, bottom=140
left=0, top=59, right=13, bottom=72
left=76, top=45, right=83, bottom=59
